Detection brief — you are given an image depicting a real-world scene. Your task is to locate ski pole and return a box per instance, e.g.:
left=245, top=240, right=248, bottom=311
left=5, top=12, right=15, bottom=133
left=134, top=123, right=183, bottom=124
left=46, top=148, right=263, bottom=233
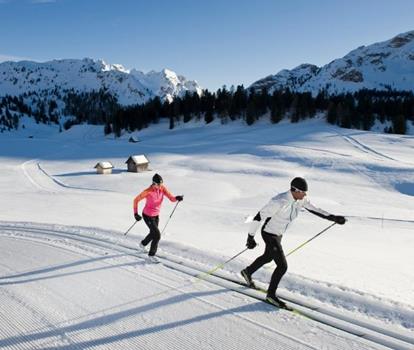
left=160, top=201, right=180, bottom=235
left=196, top=247, right=249, bottom=279
left=286, top=222, right=336, bottom=257
left=124, top=220, right=138, bottom=236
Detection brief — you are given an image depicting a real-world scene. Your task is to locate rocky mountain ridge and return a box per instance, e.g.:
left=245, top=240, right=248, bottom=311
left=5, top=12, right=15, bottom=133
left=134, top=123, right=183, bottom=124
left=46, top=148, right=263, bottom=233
left=251, top=31, right=414, bottom=95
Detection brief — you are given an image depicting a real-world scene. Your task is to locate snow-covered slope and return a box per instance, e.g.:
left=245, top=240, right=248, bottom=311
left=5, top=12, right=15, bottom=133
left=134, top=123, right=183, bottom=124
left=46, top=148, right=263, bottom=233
left=1, top=118, right=414, bottom=349
left=0, top=58, right=202, bottom=105
left=251, top=30, right=414, bottom=95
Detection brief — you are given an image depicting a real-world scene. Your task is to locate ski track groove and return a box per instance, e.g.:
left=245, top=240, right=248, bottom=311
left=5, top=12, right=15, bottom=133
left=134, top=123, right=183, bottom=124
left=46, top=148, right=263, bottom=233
left=20, top=158, right=116, bottom=194
left=0, top=228, right=319, bottom=350
left=341, top=134, right=396, bottom=162
left=20, top=159, right=56, bottom=194
left=0, top=282, right=77, bottom=349
left=37, top=162, right=116, bottom=193
left=0, top=241, right=133, bottom=349
left=1, top=223, right=410, bottom=350
left=0, top=245, right=107, bottom=350
left=1, top=223, right=412, bottom=349
left=335, top=129, right=414, bottom=166
left=0, top=231, right=371, bottom=350
left=2, top=242, right=317, bottom=350
left=0, top=238, right=196, bottom=350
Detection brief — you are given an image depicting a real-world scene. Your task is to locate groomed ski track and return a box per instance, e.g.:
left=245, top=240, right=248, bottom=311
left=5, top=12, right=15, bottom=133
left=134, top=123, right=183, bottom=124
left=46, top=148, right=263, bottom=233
left=1, top=222, right=413, bottom=350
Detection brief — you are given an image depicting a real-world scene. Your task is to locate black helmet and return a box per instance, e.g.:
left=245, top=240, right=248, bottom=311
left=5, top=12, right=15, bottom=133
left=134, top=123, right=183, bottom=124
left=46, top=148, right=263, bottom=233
left=290, top=177, right=308, bottom=192
left=152, top=173, right=163, bottom=185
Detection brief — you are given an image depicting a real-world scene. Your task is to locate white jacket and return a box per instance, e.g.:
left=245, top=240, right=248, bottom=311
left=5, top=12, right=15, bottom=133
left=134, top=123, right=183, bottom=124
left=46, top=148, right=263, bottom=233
left=248, top=190, right=331, bottom=237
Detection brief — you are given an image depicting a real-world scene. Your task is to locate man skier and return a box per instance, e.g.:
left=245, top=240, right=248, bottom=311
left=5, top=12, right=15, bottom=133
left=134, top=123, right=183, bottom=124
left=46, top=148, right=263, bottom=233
left=241, top=177, right=346, bottom=308
left=133, top=173, right=183, bottom=262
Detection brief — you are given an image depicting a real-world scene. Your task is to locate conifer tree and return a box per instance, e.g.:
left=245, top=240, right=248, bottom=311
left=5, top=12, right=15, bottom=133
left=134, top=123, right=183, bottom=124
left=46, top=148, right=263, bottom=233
left=326, top=102, right=338, bottom=125
left=270, top=98, right=283, bottom=124
left=290, top=95, right=300, bottom=123
left=392, top=114, right=406, bottom=134
left=104, top=122, right=112, bottom=135
left=182, top=91, right=193, bottom=123
left=169, top=115, right=175, bottom=130
left=204, top=110, right=214, bottom=124
left=229, top=85, right=247, bottom=120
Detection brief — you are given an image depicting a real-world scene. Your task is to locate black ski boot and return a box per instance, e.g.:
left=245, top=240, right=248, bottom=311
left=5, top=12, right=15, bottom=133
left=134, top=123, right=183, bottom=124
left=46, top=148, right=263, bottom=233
left=241, top=269, right=256, bottom=288
left=266, top=295, right=291, bottom=310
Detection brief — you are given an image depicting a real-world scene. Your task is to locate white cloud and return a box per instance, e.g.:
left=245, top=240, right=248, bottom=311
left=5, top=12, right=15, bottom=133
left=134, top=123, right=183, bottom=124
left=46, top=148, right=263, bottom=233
left=0, top=54, right=32, bottom=62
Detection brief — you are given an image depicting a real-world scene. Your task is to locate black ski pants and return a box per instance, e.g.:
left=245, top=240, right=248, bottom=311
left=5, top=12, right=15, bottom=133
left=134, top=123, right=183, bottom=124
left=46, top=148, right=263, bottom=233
left=245, top=231, right=288, bottom=297
left=141, top=214, right=161, bottom=256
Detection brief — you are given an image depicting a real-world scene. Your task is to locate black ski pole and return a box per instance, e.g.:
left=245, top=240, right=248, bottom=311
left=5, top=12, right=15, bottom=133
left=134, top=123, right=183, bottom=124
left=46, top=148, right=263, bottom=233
left=286, top=222, right=337, bottom=257
left=124, top=220, right=138, bottom=236
left=160, top=201, right=180, bottom=235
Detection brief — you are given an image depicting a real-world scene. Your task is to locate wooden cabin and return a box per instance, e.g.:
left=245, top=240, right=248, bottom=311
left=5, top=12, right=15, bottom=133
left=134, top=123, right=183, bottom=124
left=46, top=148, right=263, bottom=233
left=94, top=161, right=114, bottom=175
left=125, top=155, right=149, bottom=173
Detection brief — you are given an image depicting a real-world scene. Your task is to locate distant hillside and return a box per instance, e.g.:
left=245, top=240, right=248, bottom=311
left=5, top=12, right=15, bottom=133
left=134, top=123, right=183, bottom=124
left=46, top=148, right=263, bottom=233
left=0, top=58, right=201, bottom=105
left=0, top=58, right=202, bottom=133
left=1, top=32, right=413, bottom=136
left=251, top=31, right=414, bottom=95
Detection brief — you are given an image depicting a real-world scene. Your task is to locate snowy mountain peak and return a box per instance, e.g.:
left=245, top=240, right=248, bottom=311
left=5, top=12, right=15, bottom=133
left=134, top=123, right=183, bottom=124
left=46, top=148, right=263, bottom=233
left=100, top=60, right=129, bottom=73
left=0, top=58, right=201, bottom=105
left=132, top=67, right=202, bottom=102
left=251, top=30, right=414, bottom=95
left=162, top=68, right=178, bottom=79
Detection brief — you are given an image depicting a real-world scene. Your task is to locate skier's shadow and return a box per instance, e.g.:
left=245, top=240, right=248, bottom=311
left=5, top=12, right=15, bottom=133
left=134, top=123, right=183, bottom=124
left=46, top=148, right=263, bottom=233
left=0, top=253, right=146, bottom=286
left=0, top=287, right=272, bottom=349
left=55, top=169, right=129, bottom=176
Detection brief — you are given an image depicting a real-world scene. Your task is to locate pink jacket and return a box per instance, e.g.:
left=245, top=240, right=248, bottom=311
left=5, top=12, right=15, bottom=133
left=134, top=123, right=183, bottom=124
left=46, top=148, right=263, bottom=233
left=133, top=185, right=176, bottom=217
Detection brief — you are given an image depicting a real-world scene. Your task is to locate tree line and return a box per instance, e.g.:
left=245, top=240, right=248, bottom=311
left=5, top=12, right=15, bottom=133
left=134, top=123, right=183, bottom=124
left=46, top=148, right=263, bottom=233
left=107, top=87, right=414, bottom=135
left=1, top=86, right=413, bottom=135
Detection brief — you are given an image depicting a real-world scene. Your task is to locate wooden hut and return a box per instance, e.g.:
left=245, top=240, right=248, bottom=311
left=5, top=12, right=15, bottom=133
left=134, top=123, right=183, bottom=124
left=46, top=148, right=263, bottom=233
left=125, top=155, right=149, bottom=173
left=94, top=161, right=114, bottom=174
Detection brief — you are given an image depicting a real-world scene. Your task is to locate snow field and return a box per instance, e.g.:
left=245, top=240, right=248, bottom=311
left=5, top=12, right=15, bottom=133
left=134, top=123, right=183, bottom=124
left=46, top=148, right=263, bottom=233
left=1, top=117, right=414, bottom=349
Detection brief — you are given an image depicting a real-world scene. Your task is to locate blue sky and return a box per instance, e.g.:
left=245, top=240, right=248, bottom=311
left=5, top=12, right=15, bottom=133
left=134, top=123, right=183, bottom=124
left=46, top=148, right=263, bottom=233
left=1, top=0, right=413, bottom=91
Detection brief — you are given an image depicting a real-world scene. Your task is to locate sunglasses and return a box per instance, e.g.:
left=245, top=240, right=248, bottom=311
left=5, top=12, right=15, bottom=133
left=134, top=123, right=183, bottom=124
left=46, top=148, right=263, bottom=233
left=291, top=186, right=307, bottom=194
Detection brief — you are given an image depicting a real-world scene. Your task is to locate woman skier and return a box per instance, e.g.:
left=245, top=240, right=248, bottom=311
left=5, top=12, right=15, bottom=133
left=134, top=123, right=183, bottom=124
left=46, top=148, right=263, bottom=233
left=133, top=173, right=183, bottom=262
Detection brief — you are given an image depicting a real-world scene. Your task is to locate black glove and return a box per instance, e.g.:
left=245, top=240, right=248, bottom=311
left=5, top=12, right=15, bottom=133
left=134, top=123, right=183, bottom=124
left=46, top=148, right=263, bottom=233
left=175, top=195, right=184, bottom=201
left=134, top=213, right=142, bottom=221
left=329, top=215, right=346, bottom=225
left=246, top=234, right=257, bottom=249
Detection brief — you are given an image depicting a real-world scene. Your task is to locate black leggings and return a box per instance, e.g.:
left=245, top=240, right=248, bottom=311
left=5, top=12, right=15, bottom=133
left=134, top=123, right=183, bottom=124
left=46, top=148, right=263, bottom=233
left=245, top=231, right=288, bottom=297
left=141, top=214, right=161, bottom=256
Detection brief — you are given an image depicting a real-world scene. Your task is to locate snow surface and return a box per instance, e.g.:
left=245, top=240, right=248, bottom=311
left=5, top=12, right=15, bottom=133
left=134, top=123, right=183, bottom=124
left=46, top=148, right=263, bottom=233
left=1, top=117, right=414, bottom=349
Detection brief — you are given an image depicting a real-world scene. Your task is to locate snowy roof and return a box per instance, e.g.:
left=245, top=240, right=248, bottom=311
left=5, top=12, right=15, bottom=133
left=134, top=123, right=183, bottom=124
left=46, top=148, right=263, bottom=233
left=94, top=161, right=114, bottom=169
left=126, top=155, right=149, bottom=165
left=129, top=136, right=139, bottom=142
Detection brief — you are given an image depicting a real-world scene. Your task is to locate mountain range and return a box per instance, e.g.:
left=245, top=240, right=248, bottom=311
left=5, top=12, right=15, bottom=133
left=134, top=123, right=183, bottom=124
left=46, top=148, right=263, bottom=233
left=250, top=30, right=414, bottom=95
left=0, top=30, right=413, bottom=135
left=0, top=58, right=202, bottom=105
left=1, top=30, right=413, bottom=107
